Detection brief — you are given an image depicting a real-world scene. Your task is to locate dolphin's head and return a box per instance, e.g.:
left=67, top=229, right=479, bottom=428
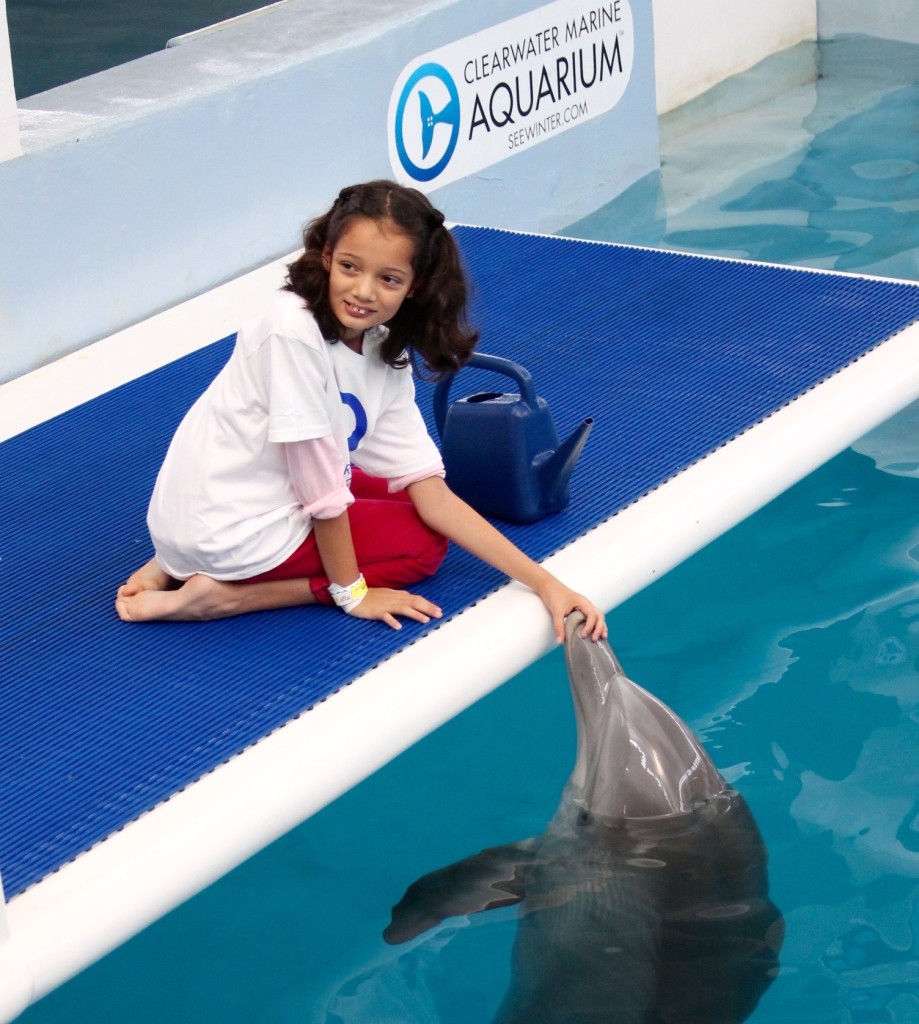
left=563, top=613, right=726, bottom=821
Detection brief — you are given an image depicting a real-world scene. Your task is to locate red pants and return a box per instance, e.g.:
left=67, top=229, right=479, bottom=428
left=247, top=470, right=448, bottom=604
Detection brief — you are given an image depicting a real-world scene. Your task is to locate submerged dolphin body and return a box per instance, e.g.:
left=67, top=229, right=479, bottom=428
left=385, top=614, right=784, bottom=1023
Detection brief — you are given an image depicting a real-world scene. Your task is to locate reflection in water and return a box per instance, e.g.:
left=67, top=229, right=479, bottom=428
left=781, top=588, right=919, bottom=1022
left=565, top=36, right=919, bottom=283
left=672, top=85, right=919, bottom=274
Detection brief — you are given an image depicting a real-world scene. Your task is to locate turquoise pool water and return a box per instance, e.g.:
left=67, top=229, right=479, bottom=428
left=567, top=36, right=919, bottom=282
left=19, top=34, right=919, bottom=1024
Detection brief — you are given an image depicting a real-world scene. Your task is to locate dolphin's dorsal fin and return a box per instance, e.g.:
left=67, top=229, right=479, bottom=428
left=384, top=840, right=536, bottom=945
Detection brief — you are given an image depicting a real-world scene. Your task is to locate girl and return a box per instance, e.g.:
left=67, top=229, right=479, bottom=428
left=116, top=181, right=606, bottom=642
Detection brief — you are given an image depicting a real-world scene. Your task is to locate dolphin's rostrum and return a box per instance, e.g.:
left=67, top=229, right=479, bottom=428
left=385, top=613, right=784, bottom=1023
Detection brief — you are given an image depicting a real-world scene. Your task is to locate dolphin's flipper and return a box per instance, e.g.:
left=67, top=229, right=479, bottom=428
left=384, top=841, right=536, bottom=945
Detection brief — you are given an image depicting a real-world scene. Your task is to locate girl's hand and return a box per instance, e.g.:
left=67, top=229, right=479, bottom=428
left=406, top=479, right=606, bottom=643
left=348, top=587, right=443, bottom=630
left=537, top=579, right=608, bottom=644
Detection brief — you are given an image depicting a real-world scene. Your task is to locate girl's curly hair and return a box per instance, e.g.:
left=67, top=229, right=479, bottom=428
left=286, top=180, right=479, bottom=376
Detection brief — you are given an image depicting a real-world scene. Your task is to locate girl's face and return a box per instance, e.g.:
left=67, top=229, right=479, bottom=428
left=322, top=216, right=417, bottom=347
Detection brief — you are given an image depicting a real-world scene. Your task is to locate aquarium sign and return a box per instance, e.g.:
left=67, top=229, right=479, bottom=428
left=388, top=0, right=633, bottom=190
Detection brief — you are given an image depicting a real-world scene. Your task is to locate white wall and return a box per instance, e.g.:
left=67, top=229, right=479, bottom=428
left=0, top=0, right=20, bottom=161
left=651, top=0, right=817, bottom=113
left=818, top=0, right=919, bottom=44
left=9, top=0, right=910, bottom=384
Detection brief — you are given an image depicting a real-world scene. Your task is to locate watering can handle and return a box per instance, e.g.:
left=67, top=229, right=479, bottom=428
left=432, top=352, right=540, bottom=440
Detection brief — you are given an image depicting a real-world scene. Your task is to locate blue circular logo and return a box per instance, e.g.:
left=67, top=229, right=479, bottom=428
left=393, top=62, right=461, bottom=183
left=339, top=392, right=367, bottom=451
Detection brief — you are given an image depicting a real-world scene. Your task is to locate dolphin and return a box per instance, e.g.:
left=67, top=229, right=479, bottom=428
left=384, top=613, right=784, bottom=1023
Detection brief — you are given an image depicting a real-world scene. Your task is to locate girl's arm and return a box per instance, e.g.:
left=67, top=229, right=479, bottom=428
left=285, top=439, right=440, bottom=629
left=406, top=476, right=606, bottom=642
left=311, top=512, right=442, bottom=630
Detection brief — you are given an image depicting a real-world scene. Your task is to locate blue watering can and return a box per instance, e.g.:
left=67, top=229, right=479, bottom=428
left=433, top=353, right=593, bottom=524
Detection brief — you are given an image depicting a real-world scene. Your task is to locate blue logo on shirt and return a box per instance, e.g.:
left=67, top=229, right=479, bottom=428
left=340, top=392, right=367, bottom=451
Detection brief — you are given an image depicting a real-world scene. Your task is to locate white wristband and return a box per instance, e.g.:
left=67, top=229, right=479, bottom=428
left=328, top=574, right=368, bottom=613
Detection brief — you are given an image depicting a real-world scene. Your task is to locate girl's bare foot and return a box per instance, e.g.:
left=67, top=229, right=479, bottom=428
left=115, top=573, right=317, bottom=622
left=119, top=557, right=177, bottom=597
left=116, top=574, right=244, bottom=622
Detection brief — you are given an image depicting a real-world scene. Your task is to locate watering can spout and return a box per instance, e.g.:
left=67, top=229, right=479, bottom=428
left=536, top=417, right=594, bottom=512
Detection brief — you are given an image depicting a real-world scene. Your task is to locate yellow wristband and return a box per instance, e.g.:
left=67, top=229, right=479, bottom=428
left=328, top=574, right=368, bottom=612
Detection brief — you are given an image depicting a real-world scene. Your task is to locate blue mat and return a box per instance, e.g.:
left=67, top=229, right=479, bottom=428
left=3, top=227, right=919, bottom=900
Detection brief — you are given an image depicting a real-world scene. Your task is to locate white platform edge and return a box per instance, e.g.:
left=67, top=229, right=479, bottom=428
left=2, top=249, right=919, bottom=1020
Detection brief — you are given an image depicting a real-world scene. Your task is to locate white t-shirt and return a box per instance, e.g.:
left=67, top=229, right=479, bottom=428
left=148, top=289, right=442, bottom=580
